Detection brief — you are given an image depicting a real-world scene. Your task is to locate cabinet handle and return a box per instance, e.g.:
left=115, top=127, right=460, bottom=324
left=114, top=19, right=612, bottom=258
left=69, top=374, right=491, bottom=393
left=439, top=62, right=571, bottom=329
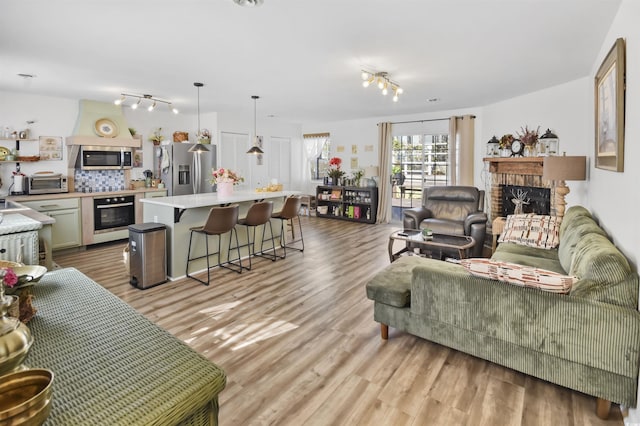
left=40, top=204, right=60, bottom=209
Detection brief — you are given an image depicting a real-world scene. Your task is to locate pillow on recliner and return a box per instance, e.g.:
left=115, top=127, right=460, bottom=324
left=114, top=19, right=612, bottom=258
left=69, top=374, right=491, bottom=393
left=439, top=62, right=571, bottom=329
left=498, top=213, right=560, bottom=249
left=461, top=258, right=577, bottom=294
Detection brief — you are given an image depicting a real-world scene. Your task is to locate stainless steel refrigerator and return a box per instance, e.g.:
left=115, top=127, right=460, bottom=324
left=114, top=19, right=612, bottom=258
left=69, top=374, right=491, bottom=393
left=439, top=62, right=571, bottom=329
left=154, top=143, right=217, bottom=196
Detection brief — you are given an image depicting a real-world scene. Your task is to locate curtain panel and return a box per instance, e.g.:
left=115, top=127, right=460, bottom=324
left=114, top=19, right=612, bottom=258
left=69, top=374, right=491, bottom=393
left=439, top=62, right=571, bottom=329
left=303, top=133, right=329, bottom=181
left=449, top=115, right=475, bottom=186
left=377, top=122, right=393, bottom=224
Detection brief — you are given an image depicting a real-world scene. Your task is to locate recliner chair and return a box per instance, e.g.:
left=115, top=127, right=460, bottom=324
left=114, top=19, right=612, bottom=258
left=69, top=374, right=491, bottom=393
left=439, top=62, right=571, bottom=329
left=403, top=186, right=487, bottom=257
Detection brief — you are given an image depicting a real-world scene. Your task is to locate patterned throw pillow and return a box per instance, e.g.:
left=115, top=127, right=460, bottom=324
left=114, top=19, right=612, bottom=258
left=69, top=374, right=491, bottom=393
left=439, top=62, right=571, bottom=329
left=497, top=213, right=560, bottom=249
left=460, top=258, right=576, bottom=294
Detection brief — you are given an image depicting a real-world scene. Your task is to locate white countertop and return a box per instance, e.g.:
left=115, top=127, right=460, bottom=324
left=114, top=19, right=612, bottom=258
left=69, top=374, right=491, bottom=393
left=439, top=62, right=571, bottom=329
left=139, top=190, right=300, bottom=209
left=0, top=212, right=43, bottom=235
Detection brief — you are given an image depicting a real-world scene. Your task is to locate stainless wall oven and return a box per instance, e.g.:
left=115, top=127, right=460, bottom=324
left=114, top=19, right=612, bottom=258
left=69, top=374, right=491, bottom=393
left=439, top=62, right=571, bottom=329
left=93, top=195, right=135, bottom=233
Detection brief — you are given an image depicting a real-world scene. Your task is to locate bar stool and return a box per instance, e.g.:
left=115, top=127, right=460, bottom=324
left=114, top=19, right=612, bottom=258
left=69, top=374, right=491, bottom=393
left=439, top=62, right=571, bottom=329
left=237, top=201, right=277, bottom=270
left=186, top=204, right=242, bottom=285
left=271, top=195, right=304, bottom=258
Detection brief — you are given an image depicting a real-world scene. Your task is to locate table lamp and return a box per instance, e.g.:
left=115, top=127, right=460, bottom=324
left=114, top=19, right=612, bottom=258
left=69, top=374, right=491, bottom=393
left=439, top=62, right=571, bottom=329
left=542, top=155, right=586, bottom=217
left=364, top=166, right=379, bottom=187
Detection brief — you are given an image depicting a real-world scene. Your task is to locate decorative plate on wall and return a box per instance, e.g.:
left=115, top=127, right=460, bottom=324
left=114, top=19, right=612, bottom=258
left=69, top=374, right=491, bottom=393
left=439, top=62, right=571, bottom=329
left=94, top=118, right=119, bottom=138
left=0, top=146, right=9, bottom=160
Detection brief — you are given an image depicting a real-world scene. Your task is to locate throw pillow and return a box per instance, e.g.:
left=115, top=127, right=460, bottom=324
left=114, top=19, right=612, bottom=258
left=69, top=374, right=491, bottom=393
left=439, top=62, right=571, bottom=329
left=460, top=258, right=577, bottom=294
left=498, top=213, right=560, bottom=249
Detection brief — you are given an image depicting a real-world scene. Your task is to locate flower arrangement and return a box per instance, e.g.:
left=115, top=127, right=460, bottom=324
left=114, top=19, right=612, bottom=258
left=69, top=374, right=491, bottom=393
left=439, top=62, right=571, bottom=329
left=327, top=157, right=345, bottom=180
left=211, top=168, right=244, bottom=186
left=197, top=129, right=211, bottom=144
left=149, top=128, right=164, bottom=145
left=517, top=125, right=540, bottom=147
left=1, top=267, right=18, bottom=293
left=0, top=266, right=18, bottom=303
left=499, top=134, right=514, bottom=149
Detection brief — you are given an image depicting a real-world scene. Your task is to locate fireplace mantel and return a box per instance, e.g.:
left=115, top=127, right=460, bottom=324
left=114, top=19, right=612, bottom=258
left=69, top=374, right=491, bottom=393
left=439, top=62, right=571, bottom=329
left=483, top=157, right=544, bottom=176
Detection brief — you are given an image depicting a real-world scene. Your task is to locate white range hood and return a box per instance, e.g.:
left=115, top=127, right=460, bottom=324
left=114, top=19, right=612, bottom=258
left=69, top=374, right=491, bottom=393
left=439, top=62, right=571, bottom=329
left=66, top=100, right=141, bottom=148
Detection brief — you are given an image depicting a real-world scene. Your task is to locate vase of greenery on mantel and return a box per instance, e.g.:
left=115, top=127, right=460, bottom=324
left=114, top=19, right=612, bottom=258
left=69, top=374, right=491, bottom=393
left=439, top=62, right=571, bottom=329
left=517, top=125, right=540, bottom=157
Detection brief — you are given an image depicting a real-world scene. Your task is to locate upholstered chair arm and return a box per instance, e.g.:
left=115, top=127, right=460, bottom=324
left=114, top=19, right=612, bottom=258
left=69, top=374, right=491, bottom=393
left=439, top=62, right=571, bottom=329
left=403, top=207, right=433, bottom=229
left=464, top=212, right=488, bottom=234
left=464, top=212, right=488, bottom=257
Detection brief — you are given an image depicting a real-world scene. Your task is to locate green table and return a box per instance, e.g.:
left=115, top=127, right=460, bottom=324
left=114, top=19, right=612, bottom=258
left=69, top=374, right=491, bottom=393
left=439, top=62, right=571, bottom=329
left=25, top=268, right=226, bottom=425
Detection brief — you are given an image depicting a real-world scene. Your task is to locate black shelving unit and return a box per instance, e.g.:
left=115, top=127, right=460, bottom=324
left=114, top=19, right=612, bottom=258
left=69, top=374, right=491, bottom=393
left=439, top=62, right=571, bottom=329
left=316, top=185, right=378, bottom=224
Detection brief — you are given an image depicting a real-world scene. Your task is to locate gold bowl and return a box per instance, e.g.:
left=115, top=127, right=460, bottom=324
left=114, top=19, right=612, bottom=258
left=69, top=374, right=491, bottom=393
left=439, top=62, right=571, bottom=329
left=0, top=368, right=54, bottom=425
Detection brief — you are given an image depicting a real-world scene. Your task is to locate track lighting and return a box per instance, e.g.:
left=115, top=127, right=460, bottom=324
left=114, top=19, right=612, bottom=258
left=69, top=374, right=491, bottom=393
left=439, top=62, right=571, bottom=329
left=360, top=70, right=403, bottom=102
left=113, top=93, right=179, bottom=114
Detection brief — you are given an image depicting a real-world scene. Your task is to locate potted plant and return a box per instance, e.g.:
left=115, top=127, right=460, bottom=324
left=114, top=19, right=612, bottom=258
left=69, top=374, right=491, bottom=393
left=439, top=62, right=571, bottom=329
left=197, top=129, right=211, bottom=144
left=327, top=157, right=345, bottom=185
left=422, top=228, right=433, bottom=240
left=499, top=134, right=514, bottom=157
left=352, top=169, right=364, bottom=187
left=149, top=128, right=164, bottom=146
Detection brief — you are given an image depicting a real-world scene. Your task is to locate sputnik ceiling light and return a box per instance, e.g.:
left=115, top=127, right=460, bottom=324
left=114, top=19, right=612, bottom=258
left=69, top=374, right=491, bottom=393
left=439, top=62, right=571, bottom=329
left=247, top=95, right=265, bottom=155
left=189, top=82, right=210, bottom=153
left=114, top=93, right=179, bottom=114
left=233, top=0, right=264, bottom=7
left=361, top=70, right=403, bottom=102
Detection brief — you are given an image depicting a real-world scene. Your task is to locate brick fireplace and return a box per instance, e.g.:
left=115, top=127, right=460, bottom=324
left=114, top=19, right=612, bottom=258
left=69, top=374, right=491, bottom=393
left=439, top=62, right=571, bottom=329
left=484, top=157, right=557, bottom=221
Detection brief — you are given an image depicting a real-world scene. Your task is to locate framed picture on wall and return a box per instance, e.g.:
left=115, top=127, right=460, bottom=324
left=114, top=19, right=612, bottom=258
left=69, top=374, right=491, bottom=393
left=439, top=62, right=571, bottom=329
left=595, top=37, right=625, bottom=172
left=39, top=136, right=63, bottom=160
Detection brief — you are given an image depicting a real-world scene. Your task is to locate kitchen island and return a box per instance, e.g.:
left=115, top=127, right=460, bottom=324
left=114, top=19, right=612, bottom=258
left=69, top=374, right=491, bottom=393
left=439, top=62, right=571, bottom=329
left=140, top=190, right=300, bottom=279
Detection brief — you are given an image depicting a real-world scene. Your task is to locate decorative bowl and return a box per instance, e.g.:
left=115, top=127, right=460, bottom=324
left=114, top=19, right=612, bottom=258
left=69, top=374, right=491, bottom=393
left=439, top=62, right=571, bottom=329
left=0, top=368, right=54, bottom=425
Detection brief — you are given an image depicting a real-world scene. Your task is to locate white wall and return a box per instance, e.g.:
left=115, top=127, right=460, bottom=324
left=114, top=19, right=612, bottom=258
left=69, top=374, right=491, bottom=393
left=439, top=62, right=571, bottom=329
left=0, top=91, right=201, bottom=188
left=479, top=78, right=592, bottom=213
left=216, top=110, right=302, bottom=190
left=588, top=0, right=640, bottom=272
left=301, top=108, right=480, bottom=196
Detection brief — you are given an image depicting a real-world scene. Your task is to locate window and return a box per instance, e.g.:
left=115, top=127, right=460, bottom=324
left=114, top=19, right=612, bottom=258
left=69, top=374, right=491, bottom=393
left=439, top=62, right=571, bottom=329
left=391, top=133, right=450, bottom=208
left=303, top=133, right=331, bottom=180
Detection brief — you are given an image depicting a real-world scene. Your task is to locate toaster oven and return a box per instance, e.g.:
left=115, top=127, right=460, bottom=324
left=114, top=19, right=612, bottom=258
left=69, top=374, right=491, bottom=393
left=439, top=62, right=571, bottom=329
left=27, top=172, right=69, bottom=195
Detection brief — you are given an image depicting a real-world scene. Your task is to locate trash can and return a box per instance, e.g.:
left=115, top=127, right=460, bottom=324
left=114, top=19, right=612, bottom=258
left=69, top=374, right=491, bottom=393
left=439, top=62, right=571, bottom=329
left=128, top=223, right=167, bottom=289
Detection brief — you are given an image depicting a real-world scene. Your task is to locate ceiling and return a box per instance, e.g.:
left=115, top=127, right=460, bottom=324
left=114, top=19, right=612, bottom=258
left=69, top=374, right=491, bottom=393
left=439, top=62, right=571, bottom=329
left=0, top=0, right=621, bottom=124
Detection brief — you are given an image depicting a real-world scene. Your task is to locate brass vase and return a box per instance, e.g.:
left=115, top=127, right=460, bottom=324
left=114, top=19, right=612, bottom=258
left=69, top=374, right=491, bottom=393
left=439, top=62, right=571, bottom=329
left=0, top=286, right=33, bottom=376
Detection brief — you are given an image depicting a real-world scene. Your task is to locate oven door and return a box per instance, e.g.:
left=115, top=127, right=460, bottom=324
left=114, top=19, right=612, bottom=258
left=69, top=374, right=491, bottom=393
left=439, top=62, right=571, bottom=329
left=93, top=196, right=135, bottom=233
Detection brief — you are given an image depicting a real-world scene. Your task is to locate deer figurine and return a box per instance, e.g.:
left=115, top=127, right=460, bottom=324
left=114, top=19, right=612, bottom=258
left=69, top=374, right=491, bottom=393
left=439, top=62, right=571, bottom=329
left=511, top=188, right=530, bottom=215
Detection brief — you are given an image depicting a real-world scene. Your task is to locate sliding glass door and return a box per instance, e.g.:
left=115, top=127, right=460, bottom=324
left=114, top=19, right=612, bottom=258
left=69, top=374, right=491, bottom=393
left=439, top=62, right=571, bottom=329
left=391, top=133, right=450, bottom=211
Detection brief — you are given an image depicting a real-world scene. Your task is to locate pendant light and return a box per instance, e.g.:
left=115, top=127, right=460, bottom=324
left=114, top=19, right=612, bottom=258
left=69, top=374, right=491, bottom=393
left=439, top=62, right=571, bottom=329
left=247, top=95, right=265, bottom=155
left=188, top=82, right=210, bottom=153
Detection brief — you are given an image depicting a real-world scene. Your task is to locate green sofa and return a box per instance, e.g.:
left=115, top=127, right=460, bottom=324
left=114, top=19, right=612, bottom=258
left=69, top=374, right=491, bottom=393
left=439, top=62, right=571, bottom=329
left=366, top=206, right=640, bottom=417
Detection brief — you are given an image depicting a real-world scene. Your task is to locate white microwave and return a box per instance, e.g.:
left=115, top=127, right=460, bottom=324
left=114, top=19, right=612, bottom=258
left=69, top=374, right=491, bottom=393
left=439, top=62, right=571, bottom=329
left=80, top=146, right=133, bottom=170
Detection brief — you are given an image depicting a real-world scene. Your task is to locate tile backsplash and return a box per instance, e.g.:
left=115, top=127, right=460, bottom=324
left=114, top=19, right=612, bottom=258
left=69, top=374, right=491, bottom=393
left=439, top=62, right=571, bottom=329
left=74, top=170, right=125, bottom=193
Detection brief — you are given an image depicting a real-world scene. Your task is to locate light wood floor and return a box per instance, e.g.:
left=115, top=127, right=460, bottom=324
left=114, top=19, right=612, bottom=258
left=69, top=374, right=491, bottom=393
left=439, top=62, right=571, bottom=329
left=54, top=216, right=624, bottom=425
